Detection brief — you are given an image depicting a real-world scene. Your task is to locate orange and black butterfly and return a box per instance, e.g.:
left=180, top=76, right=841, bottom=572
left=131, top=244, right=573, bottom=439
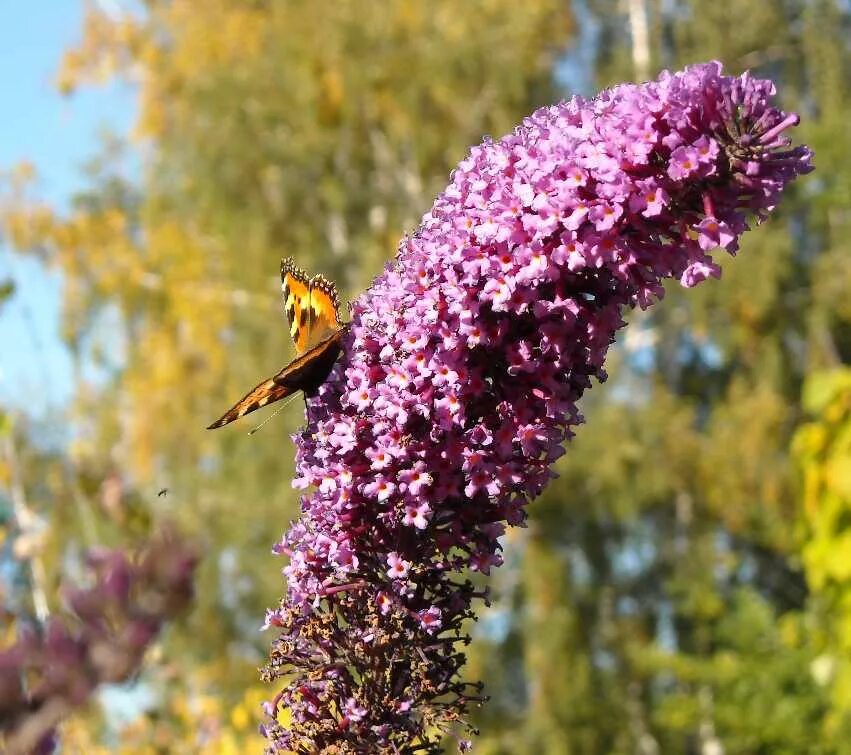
left=207, top=258, right=345, bottom=430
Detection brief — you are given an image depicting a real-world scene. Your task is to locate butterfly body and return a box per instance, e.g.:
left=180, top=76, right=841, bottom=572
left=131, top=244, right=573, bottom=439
left=207, top=258, right=344, bottom=430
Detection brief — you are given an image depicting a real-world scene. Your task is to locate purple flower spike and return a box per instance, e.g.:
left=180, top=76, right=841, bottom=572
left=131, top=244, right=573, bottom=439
left=261, top=62, right=812, bottom=753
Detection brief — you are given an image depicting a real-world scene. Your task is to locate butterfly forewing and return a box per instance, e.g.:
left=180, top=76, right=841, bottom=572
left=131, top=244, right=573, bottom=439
left=281, top=258, right=341, bottom=354
left=281, top=258, right=312, bottom=354
left=307, top=274, right=341, bottom=347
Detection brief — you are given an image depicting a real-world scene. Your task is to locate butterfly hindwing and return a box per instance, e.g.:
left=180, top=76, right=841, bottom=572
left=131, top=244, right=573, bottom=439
left=272, top=330, right=343, bottom=391
left=206, top=330, right=344, bottom=430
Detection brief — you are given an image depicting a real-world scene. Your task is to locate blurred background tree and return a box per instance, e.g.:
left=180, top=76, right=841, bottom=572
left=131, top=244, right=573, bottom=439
left=0, top=0, right=848, bottom=752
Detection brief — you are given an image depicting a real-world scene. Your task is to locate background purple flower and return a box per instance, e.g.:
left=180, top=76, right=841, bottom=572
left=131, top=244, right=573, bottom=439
left=0, top=533, right=196, bottom=754
left=261, top=62, right=812, bottom=753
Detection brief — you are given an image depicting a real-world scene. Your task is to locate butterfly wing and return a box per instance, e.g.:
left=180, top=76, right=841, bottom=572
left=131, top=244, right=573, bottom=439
left=208, top=260, right=344, bottom=430
left=206, top=376, right=298, bottom=430
left=206, top=330, right=344, bottom=430
left=281, top=257, right=341, bottom=354
left=305, top=274, right=341, bottom=349
left=281, top=257, right=312, bottom=354
left=272, top=329, right=343, bottom=392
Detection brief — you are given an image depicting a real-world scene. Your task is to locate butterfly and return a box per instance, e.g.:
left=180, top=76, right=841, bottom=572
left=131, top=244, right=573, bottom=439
left=207, top=258, right=345, bottom=430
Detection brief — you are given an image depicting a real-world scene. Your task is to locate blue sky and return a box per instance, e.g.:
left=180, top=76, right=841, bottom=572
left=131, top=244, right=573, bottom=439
left=0, top=1, right=135, bottom=416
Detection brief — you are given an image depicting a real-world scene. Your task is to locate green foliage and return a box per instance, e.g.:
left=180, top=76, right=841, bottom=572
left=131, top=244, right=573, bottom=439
left=795, top=368, right=851, bottom=741
left=0, top=279, right=14, bottom=310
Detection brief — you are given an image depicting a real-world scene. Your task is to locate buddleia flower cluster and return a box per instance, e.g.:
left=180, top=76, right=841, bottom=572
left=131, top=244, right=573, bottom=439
left=260, top=61, right=812, bottom=753
left=0, top=533, right=196, bottom=754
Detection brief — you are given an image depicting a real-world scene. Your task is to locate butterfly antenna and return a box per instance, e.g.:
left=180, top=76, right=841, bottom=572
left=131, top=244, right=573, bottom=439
left=247, top=393, right=301, bottom=435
